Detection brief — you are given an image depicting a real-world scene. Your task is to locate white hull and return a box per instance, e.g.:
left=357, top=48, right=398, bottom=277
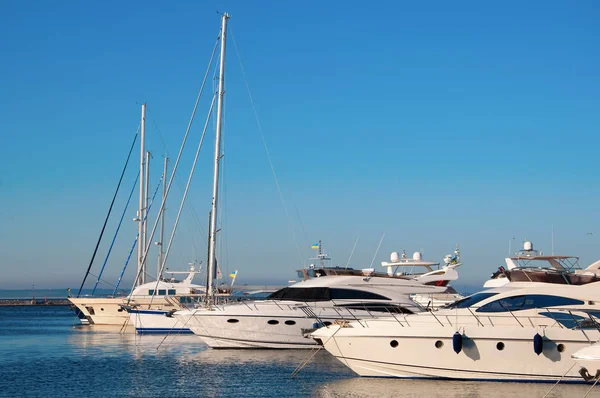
left=128, top=310, right=193, bottom=334
left=69, top=297, right=181, bottom=326
left=176, top=300, right=403, bottom=349
left=180, top=307, right=328, bottom=349
left=316, top=324, right=598, bottom=381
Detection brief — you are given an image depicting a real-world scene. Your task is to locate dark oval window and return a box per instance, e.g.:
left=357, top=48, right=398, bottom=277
left=100, top=308, right=104, bottom=311
left=390, top=340, right=399, bottom=348
left=557, top=344, right=565, bottom=352
left=435, top=340, right=443, bottom=349
left=323, top=321, right=332, bottom=326
left=267, top=320, right=279, bottom=325
left=117, top=308, right=124, bottom=312
left=284, top=320, right=296, bottom=325
left=226, top=319, right=239, bottom=323
left=496, top=342, right=505, bottom=351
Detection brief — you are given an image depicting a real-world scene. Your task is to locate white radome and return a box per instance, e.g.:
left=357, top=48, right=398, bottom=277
left=412, top=252, right=422, bottom=261
left=390, top=252, right=400, bottom=263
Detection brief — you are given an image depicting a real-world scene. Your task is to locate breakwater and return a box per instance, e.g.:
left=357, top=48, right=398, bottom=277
left=0, top=299, right=70, bottom=306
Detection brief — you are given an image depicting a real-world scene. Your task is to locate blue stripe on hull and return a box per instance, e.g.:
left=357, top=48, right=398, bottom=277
left=136, top=328, right=193, bottom=335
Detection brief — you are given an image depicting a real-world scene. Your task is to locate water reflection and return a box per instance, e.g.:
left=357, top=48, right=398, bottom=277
left=6, top=306, right=600, bottom=398
left=312, top=377, right=600, bottom=398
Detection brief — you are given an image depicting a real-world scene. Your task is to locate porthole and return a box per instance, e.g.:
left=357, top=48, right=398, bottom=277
left=323, top=321, right=332, bottom=326
left=267, top=320, right=279, bottom=325
left=226, top=319, right=239, bottom=323
left=390, top=340, right=399, bottom=348
left=496, top=342, right=505, bottom=351
left=100, top=308, right=104, bottom=311
left=117, top=308, right=124, bottom=312
left=435, top=340, right=443, bottom=349
left=557, top=344, right=565, bottom=352
left=284, top=320, right=296, bottom=325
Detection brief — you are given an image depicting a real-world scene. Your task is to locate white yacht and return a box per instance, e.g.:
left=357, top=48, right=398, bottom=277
left=69, top=266, right=204, bottom=326
left=484, top=241, right=600, bottom=288
left=312, top=281, right=600, bottom=382
left=173, top=249, right=461, bottom=349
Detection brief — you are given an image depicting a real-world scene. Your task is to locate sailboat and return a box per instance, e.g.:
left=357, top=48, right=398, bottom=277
left=122, top=12, right=231, bottom=334
left=69, top=104, right=205, bottom=327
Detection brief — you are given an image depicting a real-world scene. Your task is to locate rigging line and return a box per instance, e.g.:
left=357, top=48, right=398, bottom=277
left=150, top=117, right=206, bottom=237
left=293, top=203, right=310, bottom=254
left=369, top=233, right=386, bottom=268
left=76, top=128, right=139, bottom=297
left=345, top=236, right=360, bottom=269
left=92, top=174, right=140, bottom=295
left=113, top=175, right=162, bottom=294
left=151, top=118, right=207, bottom=241
left=128, top=31, right=221, bottom=302
left=149, top=93, right=217, bottom=307
left=230, top=27, right=304, bottom=264
left=86, top=272, right=119, bottom=291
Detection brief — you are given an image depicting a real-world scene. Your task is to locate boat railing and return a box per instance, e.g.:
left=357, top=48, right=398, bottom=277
left=344, top=306, right=600, bottom=331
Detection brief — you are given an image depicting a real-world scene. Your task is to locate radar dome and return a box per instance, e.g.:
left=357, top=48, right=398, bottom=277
left=413, top=252, right=422, bottom=261
left=390, top=252, right=400, bottom=263
left=523, top=241, right=533, bottom=251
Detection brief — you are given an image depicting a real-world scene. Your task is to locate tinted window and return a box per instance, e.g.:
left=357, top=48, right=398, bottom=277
left=148, top=290, right=155, bottom=296
left=444, top=292, right=498, bottom=309
left=329, top=288, right=390, bottom=301
left=266, top=287, right=389, bottom=302
left=476, top=295, right=525, bottom=312
left=336, top=303, right=413, bottom=314
left=167, top=289, right=176, bottom=295
left=267, top=287, right=330, bottom=301
left=477, top=295, right=584, bottom=313
left=158, top=289, right=166, bottom=296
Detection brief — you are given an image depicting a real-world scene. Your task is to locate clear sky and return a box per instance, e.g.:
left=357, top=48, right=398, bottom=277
left=1, top=1, right=598, bottom=292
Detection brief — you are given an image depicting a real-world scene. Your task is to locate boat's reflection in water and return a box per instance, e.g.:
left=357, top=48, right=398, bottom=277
left=69, top=324, right=204, bottom=357
left=313, top=377, right=598, bottom=398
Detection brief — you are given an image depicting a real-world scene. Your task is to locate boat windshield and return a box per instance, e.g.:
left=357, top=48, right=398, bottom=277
left=266, top=287, right=391, bottom=302
left=443, top=292, right=498, bottom=309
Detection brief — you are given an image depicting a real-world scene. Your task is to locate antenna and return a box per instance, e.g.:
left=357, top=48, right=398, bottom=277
left=344, top=236, right=360, bottom=269
left=369, top=233, right=386, bottom=268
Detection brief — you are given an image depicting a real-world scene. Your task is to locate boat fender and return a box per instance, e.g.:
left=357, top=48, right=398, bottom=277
left=312, top=322, right=322, bottom=329
left=533, top=333, right=543, bottom=355
left=452, top=332, right=462, bottom=354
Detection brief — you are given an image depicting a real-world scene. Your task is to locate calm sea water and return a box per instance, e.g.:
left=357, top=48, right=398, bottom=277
left=0, top=306, right=597, bottom=397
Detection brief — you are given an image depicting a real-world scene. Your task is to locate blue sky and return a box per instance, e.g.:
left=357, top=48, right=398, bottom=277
left=0, top=1, right=598, bottom=292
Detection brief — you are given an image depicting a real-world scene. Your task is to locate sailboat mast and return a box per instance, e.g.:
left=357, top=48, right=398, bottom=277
left=143, top=150, right=151, bottom=283
left=137, top=104, right=147, bottom=287
left=207, top=12, right=229, bottom=301
left=157, top=157, right=168, bottom=280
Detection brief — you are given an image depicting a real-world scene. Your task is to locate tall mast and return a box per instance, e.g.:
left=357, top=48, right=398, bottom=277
left=143, top=150, right=151, bottom=284
left=157, top=157, right=168, bottom=280
left=207, top=12, right=229, bottom=301
left=136, top=104, right=147, bottom=287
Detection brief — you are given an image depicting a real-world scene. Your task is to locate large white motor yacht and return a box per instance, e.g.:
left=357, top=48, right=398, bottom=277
left=173, top=250, right=461, bottom=349
left=312, top=281, right=600, bottom=382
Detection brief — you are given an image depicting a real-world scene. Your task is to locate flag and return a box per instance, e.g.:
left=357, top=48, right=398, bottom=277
left=229, top=270, right=238, bottom=278
left=311, top=243, right=319, bottom=249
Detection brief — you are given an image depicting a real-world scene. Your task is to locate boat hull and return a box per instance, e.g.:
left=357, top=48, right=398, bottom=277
left=315, top=324, right=599, bottom=382
left=128, top=310, right=193, bottom=334
left=68, top=297, right=181, bottom=326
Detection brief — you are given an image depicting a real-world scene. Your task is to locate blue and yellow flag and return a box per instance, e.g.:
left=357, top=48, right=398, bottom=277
left=229, top=270, right=238, bottom=278
left=311, top=243, right=319, bottom=249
